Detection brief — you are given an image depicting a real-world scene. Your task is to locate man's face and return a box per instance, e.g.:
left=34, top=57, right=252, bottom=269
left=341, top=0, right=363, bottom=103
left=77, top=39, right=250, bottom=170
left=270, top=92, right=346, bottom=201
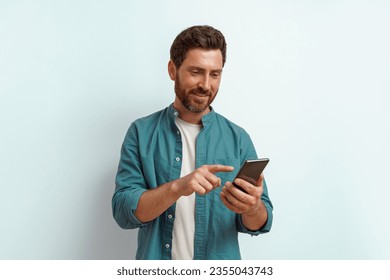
left=169, top=48, right=223, bottom=114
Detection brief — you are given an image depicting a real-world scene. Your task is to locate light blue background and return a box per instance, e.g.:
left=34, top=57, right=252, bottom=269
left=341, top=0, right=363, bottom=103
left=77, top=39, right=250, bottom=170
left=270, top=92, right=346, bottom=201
left=1, top=0, right=389, bottom=259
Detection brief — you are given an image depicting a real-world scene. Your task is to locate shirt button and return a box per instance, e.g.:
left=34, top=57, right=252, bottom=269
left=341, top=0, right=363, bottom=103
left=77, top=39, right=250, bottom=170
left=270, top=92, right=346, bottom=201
left=176, top=130, right=180, bottom=135
left=168, top=214, right=173, bottom=219
left=165, top=244, right=170, bottom=249
left=174, top=112, right=178, bottom=116
left=175, top=157, right=180, bottom=162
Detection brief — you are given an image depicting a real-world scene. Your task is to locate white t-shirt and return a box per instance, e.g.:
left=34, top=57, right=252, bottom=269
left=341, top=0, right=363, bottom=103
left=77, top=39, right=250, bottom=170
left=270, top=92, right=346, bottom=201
left=171, top=117, right=201, bottom=260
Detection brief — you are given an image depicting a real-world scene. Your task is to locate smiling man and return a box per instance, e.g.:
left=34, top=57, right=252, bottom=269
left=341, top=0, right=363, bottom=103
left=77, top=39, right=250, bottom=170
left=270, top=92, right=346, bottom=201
left=112, top=25, right=273, bottom=260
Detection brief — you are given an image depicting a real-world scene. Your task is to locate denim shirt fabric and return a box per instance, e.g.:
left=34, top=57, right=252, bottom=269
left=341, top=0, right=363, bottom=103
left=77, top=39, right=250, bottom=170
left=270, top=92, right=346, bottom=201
left=112, top=104, right=273, bottom=260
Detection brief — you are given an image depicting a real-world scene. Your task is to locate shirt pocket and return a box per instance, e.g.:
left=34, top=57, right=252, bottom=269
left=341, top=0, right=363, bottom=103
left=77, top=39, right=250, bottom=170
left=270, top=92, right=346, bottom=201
left=212, top=158, right=241, bottom=185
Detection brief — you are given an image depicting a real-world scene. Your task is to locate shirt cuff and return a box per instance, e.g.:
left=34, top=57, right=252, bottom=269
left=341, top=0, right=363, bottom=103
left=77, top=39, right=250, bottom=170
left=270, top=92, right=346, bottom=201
left=126, top=188, right=149, bottom=228
left=237, top=203, right=273, bottom=236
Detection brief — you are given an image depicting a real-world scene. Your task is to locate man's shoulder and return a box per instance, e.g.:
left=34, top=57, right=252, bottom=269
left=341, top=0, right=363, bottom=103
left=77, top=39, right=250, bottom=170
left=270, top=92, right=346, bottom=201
left=213, top=112, right=248, bottom=135
left=132, top=106, right=170, bottom=126
left=213, top=111, right=257, bottom=159
left=124, top=107, right=171, bottom=139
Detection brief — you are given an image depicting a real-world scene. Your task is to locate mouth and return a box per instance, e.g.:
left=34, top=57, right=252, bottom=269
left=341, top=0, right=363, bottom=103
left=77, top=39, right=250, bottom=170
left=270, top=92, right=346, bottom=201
left=193, top=93, right=209, bottom=98
left=191, top=90, right=210, bottom=98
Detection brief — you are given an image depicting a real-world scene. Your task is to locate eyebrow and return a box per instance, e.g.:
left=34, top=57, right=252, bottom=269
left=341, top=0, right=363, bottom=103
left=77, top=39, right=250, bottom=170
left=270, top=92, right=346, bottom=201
left=187, top=66, right=223, bottom=73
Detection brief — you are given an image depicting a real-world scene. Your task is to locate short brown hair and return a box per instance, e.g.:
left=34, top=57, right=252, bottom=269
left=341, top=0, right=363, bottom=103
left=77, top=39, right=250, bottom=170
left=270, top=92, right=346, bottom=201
left=170, top=25, right=227, bottom=68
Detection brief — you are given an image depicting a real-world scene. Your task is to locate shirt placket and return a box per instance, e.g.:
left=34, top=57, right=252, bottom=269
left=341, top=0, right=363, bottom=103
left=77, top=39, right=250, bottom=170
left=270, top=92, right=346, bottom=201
left=162, top=110, right=183, bottom=259
left=193, top=128, right=207, bottom=260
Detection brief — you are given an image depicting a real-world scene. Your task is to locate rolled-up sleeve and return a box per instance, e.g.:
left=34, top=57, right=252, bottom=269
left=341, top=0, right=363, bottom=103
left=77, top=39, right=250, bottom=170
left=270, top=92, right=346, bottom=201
left=236, top=179, right=273, bottom=235
left=112, top=123, right=148, bottom=229
left=236, top=128, right=274, bottom=236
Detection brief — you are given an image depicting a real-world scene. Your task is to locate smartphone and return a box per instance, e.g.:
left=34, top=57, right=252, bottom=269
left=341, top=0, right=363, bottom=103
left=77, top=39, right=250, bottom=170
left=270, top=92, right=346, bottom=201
left=233, top=158, right=269, bottom=193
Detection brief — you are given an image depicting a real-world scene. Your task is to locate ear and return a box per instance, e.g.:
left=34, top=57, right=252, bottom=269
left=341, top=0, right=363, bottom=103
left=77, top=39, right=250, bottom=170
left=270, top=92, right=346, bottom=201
left=168, top=60, right=177, bottom=81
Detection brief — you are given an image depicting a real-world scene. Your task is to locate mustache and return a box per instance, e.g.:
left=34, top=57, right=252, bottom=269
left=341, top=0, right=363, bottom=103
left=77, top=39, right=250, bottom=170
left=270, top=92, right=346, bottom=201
left=190, top=88, right=210, bottom=96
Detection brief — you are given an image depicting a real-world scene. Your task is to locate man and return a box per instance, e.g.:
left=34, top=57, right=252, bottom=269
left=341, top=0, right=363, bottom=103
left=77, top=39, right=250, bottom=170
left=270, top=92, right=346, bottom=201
left=112, top=25, right=273, bottom=260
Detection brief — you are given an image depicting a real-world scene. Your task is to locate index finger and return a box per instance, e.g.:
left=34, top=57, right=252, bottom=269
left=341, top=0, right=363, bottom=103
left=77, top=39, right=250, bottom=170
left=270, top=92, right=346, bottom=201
left=206, top=164, right=234, bottom=173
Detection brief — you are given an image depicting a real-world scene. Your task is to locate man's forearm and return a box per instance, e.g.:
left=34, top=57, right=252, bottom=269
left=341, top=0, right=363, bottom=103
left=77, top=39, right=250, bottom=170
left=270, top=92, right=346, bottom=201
left=241, top=200, right=268, bottom=231
left=134, top=180, right=181, bottom=223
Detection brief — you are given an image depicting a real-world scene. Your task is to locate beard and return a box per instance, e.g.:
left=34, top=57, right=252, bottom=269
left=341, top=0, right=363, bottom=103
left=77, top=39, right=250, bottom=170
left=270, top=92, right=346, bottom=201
left=174, top=75, right=217, bottom=113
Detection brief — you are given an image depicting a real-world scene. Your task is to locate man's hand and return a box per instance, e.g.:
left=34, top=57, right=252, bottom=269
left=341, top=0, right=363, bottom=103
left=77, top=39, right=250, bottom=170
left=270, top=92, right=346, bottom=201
left=220, top=173, right=268, bottom=230
left=220, top=173, right=264, bottom=215
left=172, top=164, right=234, bottom=196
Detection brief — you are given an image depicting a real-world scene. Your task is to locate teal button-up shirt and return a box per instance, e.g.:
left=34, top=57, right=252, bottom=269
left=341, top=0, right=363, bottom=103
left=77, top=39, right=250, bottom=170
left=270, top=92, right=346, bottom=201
left=112, top=104, right=273, bottom=260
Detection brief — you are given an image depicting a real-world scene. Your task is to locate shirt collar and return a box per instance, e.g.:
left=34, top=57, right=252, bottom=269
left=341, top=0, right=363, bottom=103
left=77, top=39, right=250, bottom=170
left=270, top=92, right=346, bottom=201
left=168, top=103, right=216, bottom=126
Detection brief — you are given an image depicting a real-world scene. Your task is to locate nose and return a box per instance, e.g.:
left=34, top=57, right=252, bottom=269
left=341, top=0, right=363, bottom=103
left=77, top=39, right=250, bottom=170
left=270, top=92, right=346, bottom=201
left=199, top=74, right=211, bottom=91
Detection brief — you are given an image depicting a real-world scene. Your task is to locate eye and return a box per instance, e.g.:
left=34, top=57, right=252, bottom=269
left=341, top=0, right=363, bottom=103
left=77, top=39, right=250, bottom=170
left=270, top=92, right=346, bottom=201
left=211, top=71, right=221, bottom=78
left=189, top=69, right=199, bottom=75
